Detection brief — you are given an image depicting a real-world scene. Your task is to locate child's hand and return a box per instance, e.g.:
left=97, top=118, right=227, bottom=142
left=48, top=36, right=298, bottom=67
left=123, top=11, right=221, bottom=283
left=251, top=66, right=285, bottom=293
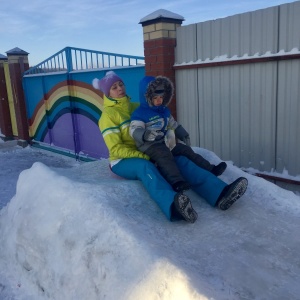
left=154, top=131, right=165, bottom=141
left=174, top=125, right=191, bottom=146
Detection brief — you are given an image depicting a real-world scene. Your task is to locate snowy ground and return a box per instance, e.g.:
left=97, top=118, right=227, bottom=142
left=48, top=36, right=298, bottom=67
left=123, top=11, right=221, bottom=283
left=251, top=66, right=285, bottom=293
left=0, top=139, right=300, bottom=300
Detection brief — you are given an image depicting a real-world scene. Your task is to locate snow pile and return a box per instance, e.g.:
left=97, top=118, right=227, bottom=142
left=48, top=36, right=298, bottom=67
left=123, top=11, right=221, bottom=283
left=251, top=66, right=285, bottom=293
left=0, top=147, right=300, bottom=300
left=0, top=161, right=201, bottom=299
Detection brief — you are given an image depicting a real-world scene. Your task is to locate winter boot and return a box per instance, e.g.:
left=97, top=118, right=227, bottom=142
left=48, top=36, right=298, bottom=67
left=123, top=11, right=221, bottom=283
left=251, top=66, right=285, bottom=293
left=174, top=193, right=198, bottom=223
left=172, top=181, right=191, bottom=192
left=217, top=177, right=248, bottom=210
left=211, top=162, right=227, bottom=176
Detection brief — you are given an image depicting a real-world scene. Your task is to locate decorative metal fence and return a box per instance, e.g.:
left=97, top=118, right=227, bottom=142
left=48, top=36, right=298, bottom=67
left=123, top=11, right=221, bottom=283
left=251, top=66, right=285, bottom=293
left=24, top=46, right=145, bottom=75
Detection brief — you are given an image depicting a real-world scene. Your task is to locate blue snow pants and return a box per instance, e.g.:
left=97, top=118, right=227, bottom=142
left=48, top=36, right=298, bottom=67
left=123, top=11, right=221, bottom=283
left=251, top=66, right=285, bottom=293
left=111, top=156, right=227, bottom=221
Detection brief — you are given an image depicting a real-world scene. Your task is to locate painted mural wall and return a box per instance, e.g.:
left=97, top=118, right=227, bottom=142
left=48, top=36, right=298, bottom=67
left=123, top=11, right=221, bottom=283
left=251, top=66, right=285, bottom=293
left=23, top=66, right=145, bottom=159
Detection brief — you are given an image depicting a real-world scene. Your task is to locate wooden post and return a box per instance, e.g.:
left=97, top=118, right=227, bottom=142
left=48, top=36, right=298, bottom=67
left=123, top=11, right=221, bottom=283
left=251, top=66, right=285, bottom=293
left=0, top=54, right=13, bottom=139
left=140, top=9, right=184, bottom=117
left=6, top=47, right=30, bottom=142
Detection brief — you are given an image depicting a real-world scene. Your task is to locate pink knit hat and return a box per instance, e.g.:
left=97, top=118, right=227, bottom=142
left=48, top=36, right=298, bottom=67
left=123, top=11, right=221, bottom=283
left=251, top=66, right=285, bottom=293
left=92, top=71, right=123, bottom=97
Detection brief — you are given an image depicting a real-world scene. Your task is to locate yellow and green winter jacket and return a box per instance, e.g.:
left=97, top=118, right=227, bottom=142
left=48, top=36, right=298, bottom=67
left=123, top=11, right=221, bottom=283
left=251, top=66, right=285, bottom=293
left=99, top=94, right=149, bottom=164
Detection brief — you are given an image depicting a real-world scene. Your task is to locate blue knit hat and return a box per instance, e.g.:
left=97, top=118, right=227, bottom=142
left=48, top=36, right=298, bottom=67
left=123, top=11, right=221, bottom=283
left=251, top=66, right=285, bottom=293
left=92, top=71, right=123, bottom=97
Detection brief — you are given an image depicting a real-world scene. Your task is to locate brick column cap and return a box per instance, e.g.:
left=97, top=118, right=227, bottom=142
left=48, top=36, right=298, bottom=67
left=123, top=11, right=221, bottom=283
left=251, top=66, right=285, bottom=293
left=139, top=9, right=184, bottom=26
left=6, top=47, right=29, bottom=56
left=0, top=54, right=7, bottom=60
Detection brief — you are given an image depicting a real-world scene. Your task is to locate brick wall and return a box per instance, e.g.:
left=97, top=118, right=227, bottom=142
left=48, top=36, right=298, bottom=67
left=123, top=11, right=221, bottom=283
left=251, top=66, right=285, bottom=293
left=141, top=16, right=183, bottom=117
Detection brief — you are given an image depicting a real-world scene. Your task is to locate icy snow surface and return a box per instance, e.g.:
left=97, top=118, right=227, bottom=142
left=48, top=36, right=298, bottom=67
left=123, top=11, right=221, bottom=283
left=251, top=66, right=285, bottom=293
left=0, top=142, right=300, bottom=300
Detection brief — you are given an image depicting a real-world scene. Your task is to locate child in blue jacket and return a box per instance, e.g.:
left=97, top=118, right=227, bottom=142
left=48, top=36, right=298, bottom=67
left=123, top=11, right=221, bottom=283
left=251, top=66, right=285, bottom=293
left=130, top=75, right=227, bottom=192
left=95, top=71, right=247, bottom=223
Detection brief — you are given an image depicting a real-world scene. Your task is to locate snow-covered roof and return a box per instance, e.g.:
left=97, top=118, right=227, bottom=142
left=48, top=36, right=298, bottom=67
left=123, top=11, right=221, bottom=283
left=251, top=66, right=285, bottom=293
left=140, top=9, right=185, bottom=24
left=6, top=47, right=29, bottom=55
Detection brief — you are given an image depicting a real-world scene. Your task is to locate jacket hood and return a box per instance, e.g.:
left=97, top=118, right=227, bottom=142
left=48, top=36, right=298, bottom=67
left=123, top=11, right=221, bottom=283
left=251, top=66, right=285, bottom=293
left=139, top=76, right=174, bottom=108
left=139, top=76, right=155, bottom=107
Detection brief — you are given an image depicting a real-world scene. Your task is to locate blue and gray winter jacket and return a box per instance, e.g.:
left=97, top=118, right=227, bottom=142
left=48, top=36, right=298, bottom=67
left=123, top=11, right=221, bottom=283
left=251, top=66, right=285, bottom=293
left=130, top=76, right=188, bottom=152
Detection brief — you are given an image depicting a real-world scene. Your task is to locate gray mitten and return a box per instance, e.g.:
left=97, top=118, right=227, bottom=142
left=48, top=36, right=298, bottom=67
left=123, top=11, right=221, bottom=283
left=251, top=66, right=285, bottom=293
left=143, top=130, right=164, bottom=142
left=175, top=125, right=191, bottom=146
left=182, top=136, right=191, bottom=146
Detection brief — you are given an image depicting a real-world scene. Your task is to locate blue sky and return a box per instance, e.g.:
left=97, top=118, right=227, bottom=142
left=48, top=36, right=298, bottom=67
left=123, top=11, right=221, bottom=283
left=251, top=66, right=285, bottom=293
left=0, top=0, right=296, bottom=66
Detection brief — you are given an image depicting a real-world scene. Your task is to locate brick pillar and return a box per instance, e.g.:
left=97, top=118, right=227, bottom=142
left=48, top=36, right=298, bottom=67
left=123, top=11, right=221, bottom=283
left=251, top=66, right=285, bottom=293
left=6, top=47, right=30, bottom=141
left=140, top=9, right=184, bottom=117
left=0, top=54, right=13, bottom=139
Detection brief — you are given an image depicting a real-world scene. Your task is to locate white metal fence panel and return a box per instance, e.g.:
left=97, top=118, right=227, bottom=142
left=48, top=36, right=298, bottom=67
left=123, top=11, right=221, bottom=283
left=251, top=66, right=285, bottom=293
left=177, top=62, right=277, bottom=172
left=175, top=6, right=279, bottom=64
left=199, top=8, right=278, bottom=60
left=276, top=60, right=300, bottom=175
left=175, top=24, right=197, bottom=63
left=176, top=69, right=200, bottom=145
left=279, top=2, right=300, bottom=51
left=175, top=1, right=300, bottom=177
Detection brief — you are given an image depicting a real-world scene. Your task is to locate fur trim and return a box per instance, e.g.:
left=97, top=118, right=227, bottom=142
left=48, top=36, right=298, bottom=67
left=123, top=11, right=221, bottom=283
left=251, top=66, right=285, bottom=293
left=145, top=76, right=174, bottom=107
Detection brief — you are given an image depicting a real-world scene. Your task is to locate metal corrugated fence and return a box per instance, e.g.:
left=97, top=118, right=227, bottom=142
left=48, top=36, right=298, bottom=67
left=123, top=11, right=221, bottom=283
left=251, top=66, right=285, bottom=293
left=175, top=1, right=300, bottom=178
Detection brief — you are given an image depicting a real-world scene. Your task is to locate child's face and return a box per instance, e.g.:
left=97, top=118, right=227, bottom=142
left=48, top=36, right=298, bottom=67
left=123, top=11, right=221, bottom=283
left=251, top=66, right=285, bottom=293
left=109, top=81, right=126, bottom=98
left=152, top=95, right=164, bottom=106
